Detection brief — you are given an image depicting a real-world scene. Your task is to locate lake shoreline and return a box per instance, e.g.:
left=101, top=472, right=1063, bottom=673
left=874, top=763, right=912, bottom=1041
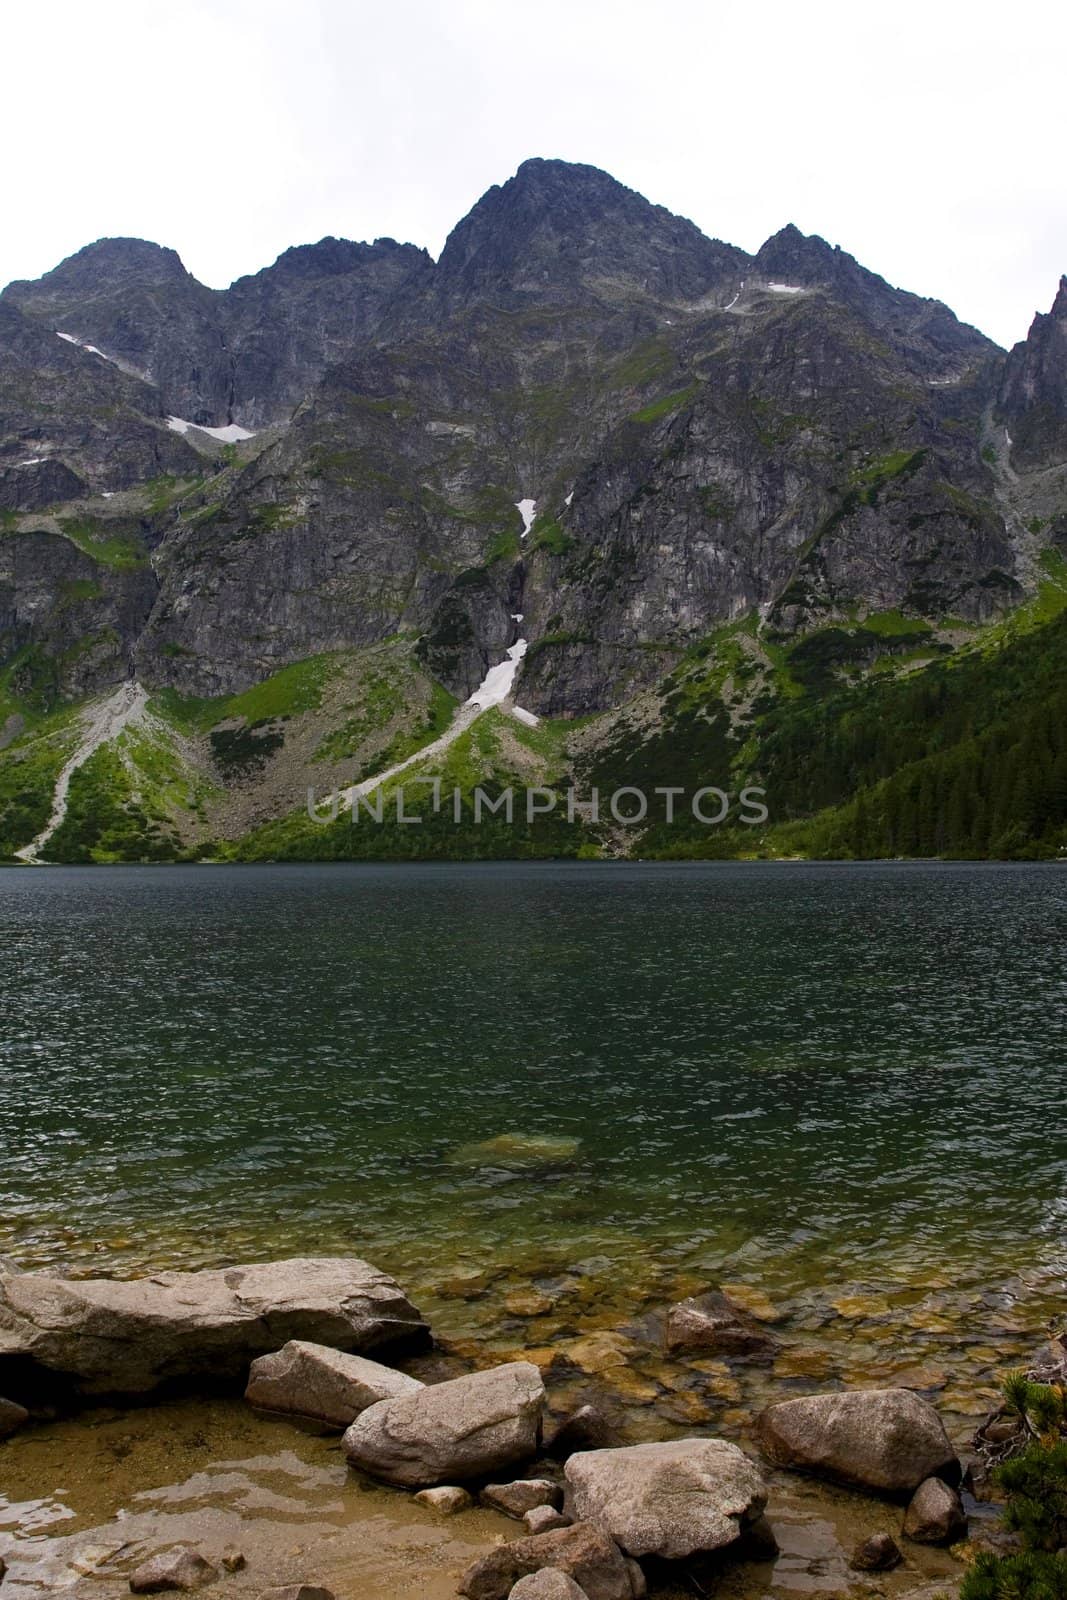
left=2, top=1249, right=1038, bottom=1598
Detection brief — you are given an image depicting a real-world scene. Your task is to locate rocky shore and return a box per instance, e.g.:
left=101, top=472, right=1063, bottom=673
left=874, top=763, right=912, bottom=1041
left=0, top=1255, right=1046, bottom=1598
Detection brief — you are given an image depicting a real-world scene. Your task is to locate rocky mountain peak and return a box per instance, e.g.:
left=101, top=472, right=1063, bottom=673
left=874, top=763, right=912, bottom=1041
left=434, top=157, right=746, bottom=307
left=755, top=223, right=843, bottom=283
left=5, top=236, right=193, bottom=300
left=240, top=235, right=430, bottom=286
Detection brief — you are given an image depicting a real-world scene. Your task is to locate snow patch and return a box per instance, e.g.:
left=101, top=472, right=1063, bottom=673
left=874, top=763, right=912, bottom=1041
left=467, top=638, right=527, bottom=709
left=57, top=330, right=112, bottom=361
left=511, top=705, right=540, bottom=727
left=17, top=457, right=44, bottom=467
left=511, top=612, right=524, bottom=622
left=723, top=281, right=744, bottom=311
left=515, top=497, right=537, bottom=538
left=765, top=283, right=805, bottom=294
left=167, top=416, right=255, bottom=443
left=564, top=491, right=574, bottom=507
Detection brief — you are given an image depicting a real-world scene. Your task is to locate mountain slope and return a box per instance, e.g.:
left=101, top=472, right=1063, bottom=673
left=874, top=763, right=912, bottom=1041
left=1, top=158, right=1065, bottom=863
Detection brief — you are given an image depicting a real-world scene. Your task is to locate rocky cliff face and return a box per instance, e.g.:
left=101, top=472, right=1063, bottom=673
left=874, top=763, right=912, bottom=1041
left=998, top=276, right=1067, bottom=469
left=0, top=299, right=200, bottom=503
left=1, top=157, right=1064, bottom=731
left=3, top=234, right=431, bottom=428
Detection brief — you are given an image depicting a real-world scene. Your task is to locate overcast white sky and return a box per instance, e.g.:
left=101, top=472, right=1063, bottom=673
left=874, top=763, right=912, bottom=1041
left=2, top=0, right=1063, bottom=349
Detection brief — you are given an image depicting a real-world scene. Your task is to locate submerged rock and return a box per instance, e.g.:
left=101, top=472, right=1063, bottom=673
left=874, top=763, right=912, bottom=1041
left=738, top=1514, right=779, bottom=1560
left=564, top=1438, right=767, bottom=1560
left=414, top=1485, right=473, bottom=1515
left=245, top=1339, right=422, bottom=1428
left=258, top=1590, right=337, bottom=1600
left=0, top=1257, right=429, bottom=1400
left=664, top=1291, right=780, bottom=1362
left=343, top=1360, right=545, bottom=1486
left=128, top=1546, right=219, bottom=1592
left=850, top=1532, right=903, bottom=1571
left=0, top=1394, right=28, bottom=1437
left=757, top=1387, right=958, bottom=1493
left=459, top=1522, right=637, bottom=1600
left=545, top=1404, right=616, bottom=1458
left=904, top=1477, right=968, bottom=1544
left=450, top=1133, right=582, bottom=1169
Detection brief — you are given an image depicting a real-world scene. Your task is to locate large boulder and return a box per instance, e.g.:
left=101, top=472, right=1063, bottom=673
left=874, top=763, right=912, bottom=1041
left=343, top=1361, right=545, bottom=1487
left=903, top=1477, right=968, bottom=1544
left=664, top=1292, right=780, bottom=1362
left=564, top=1439, right=767, bottom=1560
left=0, top=1258, right=428, bottom=1401
left=245, top=1339, right=422, bottom=1428
left=756, top=1388, right=958, bottom=1493
left=459, top=1522, right=638, bottom=1600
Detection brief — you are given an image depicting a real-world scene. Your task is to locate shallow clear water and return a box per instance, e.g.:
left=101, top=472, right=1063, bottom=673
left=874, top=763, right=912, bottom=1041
left=2, top=859, right=1065, bottom=1306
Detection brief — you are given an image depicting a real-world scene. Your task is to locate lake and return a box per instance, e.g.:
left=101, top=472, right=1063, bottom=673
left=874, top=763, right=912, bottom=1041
left=2, top=860, right=1066, bottom=1420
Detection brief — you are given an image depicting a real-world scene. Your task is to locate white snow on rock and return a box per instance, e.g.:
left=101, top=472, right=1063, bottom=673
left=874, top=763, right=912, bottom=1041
left=337, top=640, right=530, bottom=814
left=15, top=682, right=148, bottom=864
left=765, top=283, right=805, bottom=294
left=515, top=498, right=537, bottom=538
left=56, top=330, right=112, bottom=360
left=511, top=612, right=524, bottom=622
left=167, top=416, right=255, bottom=443
left=564, top=491, right=574, bottom=507
left=57, top=330, right=150, bottom=382
left=17, top=457, right=44, bottom=467
left=467, top=639, right=528, bottom=709
left=511, top=706, right=540, bottom=727
left=723, top=281, right=745, bottom=311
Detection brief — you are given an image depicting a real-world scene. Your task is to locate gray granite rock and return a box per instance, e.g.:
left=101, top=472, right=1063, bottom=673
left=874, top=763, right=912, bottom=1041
left=343, top=1361, right=544, bottom=1487
left=564, top=1438, right=766, bottom=1560
left=757, top=1388, right=958, bottom=1493
left=245, top=1339, right=422, bottom=1428
left=0, top=1257, right=428, bottom=1400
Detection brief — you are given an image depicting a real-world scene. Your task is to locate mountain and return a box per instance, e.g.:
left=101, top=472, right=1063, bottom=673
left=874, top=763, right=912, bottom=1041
left=1, top=158, right=1065, bottom=864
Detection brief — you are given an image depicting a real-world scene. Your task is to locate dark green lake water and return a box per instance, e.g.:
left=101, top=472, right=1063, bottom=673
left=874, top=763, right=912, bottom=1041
left=2, top=861, right=1066, bottom=1327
